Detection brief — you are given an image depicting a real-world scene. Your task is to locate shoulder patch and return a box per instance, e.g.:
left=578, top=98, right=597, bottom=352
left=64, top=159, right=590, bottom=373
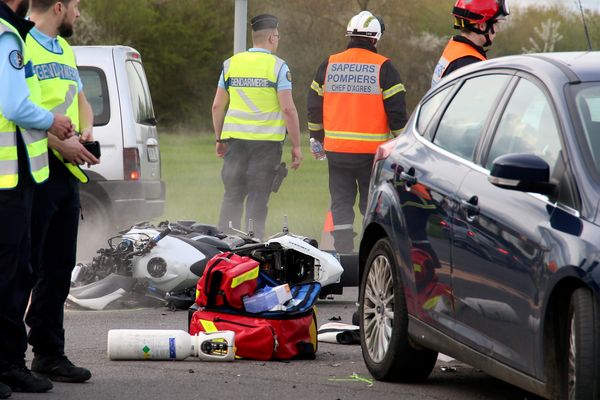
left=286, top=70, right=292, bottom=83
left=8, top=50, right=24, bottom=70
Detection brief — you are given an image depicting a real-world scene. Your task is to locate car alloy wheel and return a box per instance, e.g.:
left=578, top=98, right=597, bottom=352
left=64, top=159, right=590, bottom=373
left=567, top=316, right=576, bottom=399
left=359, top=238, right=437, bottom=382
left=363, top=253, right=394, bottom=363
left=561, top=288, right=600, bottom=400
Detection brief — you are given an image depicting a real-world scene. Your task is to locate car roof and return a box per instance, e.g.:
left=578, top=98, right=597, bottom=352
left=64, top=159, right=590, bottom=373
left=442, top=51, right=600, bottom=87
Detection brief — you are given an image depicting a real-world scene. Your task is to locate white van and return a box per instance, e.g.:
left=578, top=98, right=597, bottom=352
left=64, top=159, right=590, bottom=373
left=73, top=46, right=165, bottom=258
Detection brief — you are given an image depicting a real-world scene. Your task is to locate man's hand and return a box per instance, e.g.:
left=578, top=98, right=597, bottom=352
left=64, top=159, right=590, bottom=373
left=290, top=146, right=303, bottom=170
left=216, top=142, right=227, bottom=158
left=57, top=136, right=99, bottom=166
left=80, top=126, right=94, bottom=142
left=48, top=113, right=74, bottom=140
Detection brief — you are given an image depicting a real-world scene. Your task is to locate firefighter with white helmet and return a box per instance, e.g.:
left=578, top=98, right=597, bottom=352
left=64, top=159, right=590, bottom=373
left=432, top=0, right=510, bottom=87
left=346, top=10, right=384, bottom=41
left=307, top=10, right=407, bottom=253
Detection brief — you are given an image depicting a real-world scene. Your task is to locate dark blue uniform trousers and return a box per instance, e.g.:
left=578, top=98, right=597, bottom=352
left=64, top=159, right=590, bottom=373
left=0, top=178, right=34, bottom=371
left=0, top=135, right=35, bottom=371
left=328, top=158, right=373, bottom=253
left=218, top=139, right=282, bottom=239
left=26, top=158, right=80, bottom=356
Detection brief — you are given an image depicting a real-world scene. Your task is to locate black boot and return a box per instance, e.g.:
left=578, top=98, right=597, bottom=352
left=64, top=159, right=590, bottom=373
left=32, top=354, right=91, bottom=383
left=0, top=382, right=10, bottom=399
left=0, top=366, right=52, bottom=393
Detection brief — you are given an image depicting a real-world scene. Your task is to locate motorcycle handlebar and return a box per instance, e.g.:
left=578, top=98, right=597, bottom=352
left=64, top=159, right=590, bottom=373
left=131, top=227, right=172, bottom=257
left=152, top=227, right=172, bottom=243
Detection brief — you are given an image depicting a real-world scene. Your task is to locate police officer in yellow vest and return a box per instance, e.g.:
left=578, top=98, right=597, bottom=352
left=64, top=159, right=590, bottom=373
left=0, top=0, right=74, bottom=396
left=25, top=0, right=98, bottom=385
left=212, top=14, right=302, bottom=239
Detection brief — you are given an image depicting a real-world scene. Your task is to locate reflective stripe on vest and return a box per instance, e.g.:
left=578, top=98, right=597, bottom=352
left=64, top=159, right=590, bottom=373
left=0, top=19, right=49, bottom=188
left=431, top=39, right=487, bottom=87
left=323, top=48, right=391, bottom=154
left=221, top=51, right=286, bottom=141
left=27, top=34, right=88, bottom=183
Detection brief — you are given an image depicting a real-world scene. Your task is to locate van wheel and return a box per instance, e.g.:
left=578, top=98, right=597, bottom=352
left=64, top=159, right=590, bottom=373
left=359, top=238, right=438, bottom=382
left=78, top=189, right=113, bottom=262
left=562, top=288, right=600, bottom=399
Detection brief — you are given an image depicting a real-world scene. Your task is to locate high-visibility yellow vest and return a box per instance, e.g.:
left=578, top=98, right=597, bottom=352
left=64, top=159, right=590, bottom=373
left=221, top=51, right=286, bottom=141
left=0, top=18, right=49, bottom=189
left=27, top=33, right=88, bottom=183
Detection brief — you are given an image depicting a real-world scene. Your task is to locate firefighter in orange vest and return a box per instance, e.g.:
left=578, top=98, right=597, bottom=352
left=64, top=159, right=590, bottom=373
left=307, top=11, right=407, bottom=253
left=432, top=0, right=510, bottom=87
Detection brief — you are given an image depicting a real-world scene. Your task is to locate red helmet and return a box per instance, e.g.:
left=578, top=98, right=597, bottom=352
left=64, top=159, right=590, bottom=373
left=453, top=0, right=510, bottom=26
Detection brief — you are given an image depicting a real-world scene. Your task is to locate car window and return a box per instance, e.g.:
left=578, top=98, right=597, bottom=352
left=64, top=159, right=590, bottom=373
left=434, top=75, right=509, bottom=160
left=486, top=78, right=562, bottom=175
left=574, top=84, right=600, bottom=175
left=78, top=67, right=110, bottom=126
left=126, top=61, right=155, bottom=124
left=417, top=86, right=452, bottom=137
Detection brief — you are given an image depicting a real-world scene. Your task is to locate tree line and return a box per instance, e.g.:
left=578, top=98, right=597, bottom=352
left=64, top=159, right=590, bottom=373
left=72, top=0, right=600, bottom=131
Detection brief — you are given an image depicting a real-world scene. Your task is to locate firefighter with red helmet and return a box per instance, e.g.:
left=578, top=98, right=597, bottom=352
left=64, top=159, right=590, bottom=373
left=432, top=0, right=510, bottom=87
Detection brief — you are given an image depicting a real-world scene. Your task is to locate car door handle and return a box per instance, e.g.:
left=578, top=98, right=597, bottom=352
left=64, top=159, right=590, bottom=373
left=399, top=171, right=417, bottom=186
left=461, top=196, right=480, bottom=216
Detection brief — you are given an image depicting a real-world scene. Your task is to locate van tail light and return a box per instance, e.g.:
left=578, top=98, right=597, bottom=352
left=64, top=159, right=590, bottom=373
left=123, top=148, right=141, bottom=181
left=374, top=140, right=397, bottom=163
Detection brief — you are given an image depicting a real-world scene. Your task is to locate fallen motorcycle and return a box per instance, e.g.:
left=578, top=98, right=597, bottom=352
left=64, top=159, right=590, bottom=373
left=68, top=220, right=344, bottom=310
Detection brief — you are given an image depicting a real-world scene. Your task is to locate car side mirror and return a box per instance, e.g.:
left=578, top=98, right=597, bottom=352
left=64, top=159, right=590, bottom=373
left=488, top=153, right=557, bottom=196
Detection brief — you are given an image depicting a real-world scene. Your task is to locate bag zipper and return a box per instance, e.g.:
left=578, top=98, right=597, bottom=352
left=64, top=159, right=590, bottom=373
left=213, top=316, right=279, bottom=356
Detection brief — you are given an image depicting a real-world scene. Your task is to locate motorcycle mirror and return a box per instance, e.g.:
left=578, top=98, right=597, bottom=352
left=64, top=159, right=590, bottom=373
left=282, top=215, right=289, bottom=234
left=228, top=221, right=253, bottom=238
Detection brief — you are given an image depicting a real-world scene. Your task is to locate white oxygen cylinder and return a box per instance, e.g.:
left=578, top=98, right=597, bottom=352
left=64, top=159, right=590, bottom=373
left=107, top=329, right=235, bottom=361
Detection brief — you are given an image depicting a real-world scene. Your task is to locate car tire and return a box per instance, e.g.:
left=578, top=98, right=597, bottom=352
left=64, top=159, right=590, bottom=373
left=78, top=188, right=113, bottom=262
left=359, top=238, right=438, bottom=382
left=564, top=287, right=600, bottom=399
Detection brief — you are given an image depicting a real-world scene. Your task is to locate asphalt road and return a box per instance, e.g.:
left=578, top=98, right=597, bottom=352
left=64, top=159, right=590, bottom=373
left=14, top=288, right=544, bottom=400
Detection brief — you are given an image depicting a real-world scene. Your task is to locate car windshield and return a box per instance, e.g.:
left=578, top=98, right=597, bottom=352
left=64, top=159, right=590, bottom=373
left=575, top=83, right=600, bottom=174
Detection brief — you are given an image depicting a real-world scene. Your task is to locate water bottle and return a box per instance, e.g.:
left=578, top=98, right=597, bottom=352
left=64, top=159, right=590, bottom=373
left=107, top=329, right=235, bottom=361
left=309, top=138, right=327, bottom=160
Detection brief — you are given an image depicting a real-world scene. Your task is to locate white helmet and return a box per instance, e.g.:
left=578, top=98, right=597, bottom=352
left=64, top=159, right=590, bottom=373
left=346, top=11, right=385, bottom=41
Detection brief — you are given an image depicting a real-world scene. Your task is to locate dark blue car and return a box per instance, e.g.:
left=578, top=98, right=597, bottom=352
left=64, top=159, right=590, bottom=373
left=357, top=52, right=600, bottom=400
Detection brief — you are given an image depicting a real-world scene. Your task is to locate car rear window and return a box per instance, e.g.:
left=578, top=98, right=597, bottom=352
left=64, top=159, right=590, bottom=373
left=417, top=85, right=452, bottom=138
left=78, top=67, right=110, bottom=126
left=433, top=74, right=509, bottom=161
left=575, top=84, right=600, bottom=175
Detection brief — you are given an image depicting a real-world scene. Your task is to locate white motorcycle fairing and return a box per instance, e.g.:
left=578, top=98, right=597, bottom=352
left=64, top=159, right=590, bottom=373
left=125, top=228, right=207, bottom=292
left=264, top=235, right=344, bottom=287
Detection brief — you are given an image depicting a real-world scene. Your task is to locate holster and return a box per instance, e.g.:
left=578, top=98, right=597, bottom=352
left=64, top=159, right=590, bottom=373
left=271, top=162, right=288, bottom=193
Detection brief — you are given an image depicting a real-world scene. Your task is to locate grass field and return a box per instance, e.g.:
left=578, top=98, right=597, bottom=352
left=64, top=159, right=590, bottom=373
left=159, top=133, right=361, bottom=242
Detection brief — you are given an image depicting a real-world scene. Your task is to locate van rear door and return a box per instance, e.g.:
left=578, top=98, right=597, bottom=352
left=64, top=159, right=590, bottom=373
left=119, top=48, right=162, bottom=182
left=75, top=46, right=124, bottom=181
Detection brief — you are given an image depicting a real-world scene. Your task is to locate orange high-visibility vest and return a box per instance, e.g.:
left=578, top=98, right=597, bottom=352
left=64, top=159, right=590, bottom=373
left=431, top=39, right=486, bottom=86
left=323, top=48, right=390, bottom=154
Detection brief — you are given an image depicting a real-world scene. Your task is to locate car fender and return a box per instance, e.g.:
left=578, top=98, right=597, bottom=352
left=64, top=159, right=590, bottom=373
left=360, top=180, right=420, bottom=316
